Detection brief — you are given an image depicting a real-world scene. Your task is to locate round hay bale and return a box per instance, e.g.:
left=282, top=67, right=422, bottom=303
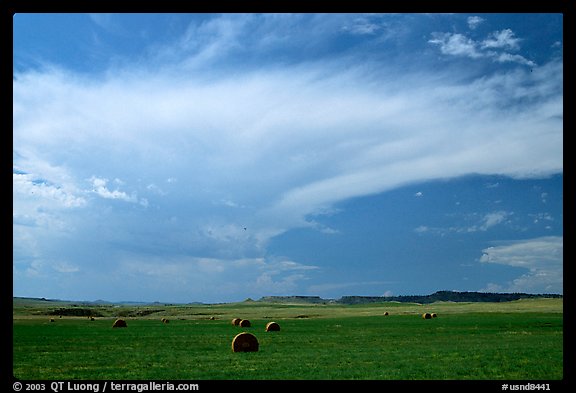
left=161, top=318, right=166, bottom=323
left=231, top=318, right=242, bottom=326
left=50, top=318, right=55, bottom=322
left=265, top=321, right=280, bottom=332
left=431, top=313, right=437, bottom=318
left=383, top=311, right=389, bottom=316
left=209, top=316, right=216, bottom=320
left=239, top=319, right=251, bottom=327
left=422, top=313, right=432, bottom=319
left=90, top=317, right=95, bottom=321
left=112, top=319, right=127, bottom=328
left=231, top=332, right=259, bottom=352
left=163, top=318, right=170, bottom=324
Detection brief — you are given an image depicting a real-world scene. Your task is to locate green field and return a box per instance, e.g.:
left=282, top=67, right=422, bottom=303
left=12, top=298, right=563, bottom=380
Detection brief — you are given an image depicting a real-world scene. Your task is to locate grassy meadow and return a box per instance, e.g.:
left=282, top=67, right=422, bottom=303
left=12, top=298, right=563, bottom=380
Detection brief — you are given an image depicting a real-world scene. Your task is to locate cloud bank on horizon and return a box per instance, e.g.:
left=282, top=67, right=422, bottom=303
left=13, top=13, right=563, bottom=302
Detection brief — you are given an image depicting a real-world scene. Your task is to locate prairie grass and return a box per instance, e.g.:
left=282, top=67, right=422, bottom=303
left=12, top=298, right=562, bottom=380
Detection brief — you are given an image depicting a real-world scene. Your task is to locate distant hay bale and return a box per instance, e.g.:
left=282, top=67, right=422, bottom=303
left=50, top=318, right=55, bottom=322
left=383, top=312, right=389, bottom=316
left=431, top=313, right=437, bottom=318
left=161, top=318, right=166, bottom=323
left=112, top=319, right=127, bottom=328
left=231, top=332, right=259, bottom=352
left=163, top=318, right=170, bottom=324
left=239, top=319, right=251, bottom=327
left=422, top=313, right=432, bottom=319
left=265, top=321, right=280, bottom=332
left=231, top=318, right=242, bottom=326
left=90, top=317, right=95, bottom=321
left=209, top=316, right=216, bottom=320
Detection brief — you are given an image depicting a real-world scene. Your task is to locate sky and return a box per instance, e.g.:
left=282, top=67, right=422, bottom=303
left=12, top=13, right=563, bottom=303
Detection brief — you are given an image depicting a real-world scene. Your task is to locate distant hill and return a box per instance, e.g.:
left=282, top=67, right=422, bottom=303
left=260, top=291, right=562, bottom=305
left=259, top=295, right=332, bottom=304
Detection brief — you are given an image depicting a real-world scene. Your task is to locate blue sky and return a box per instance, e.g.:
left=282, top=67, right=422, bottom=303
left=13, top=13, right=563, bottom=303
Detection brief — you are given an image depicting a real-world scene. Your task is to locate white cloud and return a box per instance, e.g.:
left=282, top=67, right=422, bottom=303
left=90, top=176, right=141, bottom=203
left=467, top=16, right=484, bottom=30
left=493, top=52, right=536, bottom=67
left=480, top=236, right=563, bottom=293
left=478, top=211, right=510, bottom=231
left=415, top=210, right=512, bottom=235
left=13, top=172, right=87, bottom=209
left=481, top=29, right=520, bottom=50
left=343, top=17, right=382, bottom=35
left=429, top=28, right=535, bottom=67
left=414, top=225, right=429, bottom=233
left=94, top=187, right=133, bottom=202
left=428, top=32, right=482, bottom=58
left=310, top=221, right=340, bottom=235
left=52, top=261, right=80, bottom=273
left=530, top=212, right=554, bottom=224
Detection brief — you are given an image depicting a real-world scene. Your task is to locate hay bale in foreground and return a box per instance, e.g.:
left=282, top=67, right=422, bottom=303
left=112, top=319, right=127, bottom=328
left=431, top=313, right=437, bottom=318
left=231, top=332, right=259, bottom=352
left=239, top=319, right=251, bottom=327
left=422, top=313, right=432, bottom=319
left=265, top=321, right=280, bottom=332
left=231, top=318, right=242, bottom=326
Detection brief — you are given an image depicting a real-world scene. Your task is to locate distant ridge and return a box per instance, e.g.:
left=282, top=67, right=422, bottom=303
left=259, top=295, right=329, bottom=304
left=14, top=290, right=562, bottom=306
left=260, top=291, right=562, bottom=305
